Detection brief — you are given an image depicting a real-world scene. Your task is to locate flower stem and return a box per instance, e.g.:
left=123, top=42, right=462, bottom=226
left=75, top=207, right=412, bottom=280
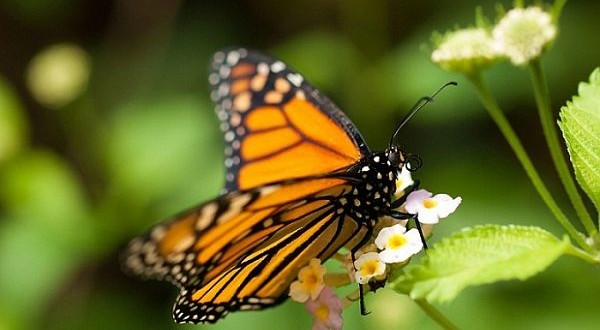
left=528, top=58, right=596, bottom=235
left=414, top=299, right=460, bottom=330
left=565, top=243, right=600, bottom=264
left=466, top=72, right=592, bottom=253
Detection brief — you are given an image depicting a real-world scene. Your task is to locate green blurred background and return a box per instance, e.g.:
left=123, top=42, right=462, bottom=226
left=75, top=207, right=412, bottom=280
left=0, top=0, right=598, bottom=329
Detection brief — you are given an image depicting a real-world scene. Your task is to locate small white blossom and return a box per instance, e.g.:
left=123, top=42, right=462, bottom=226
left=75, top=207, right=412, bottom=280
left=493, top=7, right=557, bottom=65
left=431, top=27, right=500, bottom=74
left=353, top=252, right=386, bottom=284
left=375, top=224, right=423, bottom=263
left=404, top=189, right=462, bottom=224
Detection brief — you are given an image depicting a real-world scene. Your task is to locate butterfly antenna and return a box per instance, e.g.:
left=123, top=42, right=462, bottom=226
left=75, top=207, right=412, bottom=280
left=388, top=81, right=458, bottom=149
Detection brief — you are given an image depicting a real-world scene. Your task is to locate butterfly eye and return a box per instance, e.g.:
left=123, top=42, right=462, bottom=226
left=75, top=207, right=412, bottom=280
left=387, top=148, right=401, bottom=166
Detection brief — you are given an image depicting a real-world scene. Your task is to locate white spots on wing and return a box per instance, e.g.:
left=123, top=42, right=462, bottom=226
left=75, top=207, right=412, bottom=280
left=361, top=165, right=370, bottom=172
left=221, top=99, right=232, bottom=110
left=226, top=51, right=240, bottom=66
left=218, top=83, right=229, bottom=97
left=271, top=61, right=285, bottom=73
left=224, top=157, right=234, bottom=168
left=232, top=140, right=240, bottom=150
left=219, top=122, right=230, bottom=133
left=257, top=62, right=269, bottom=75
left=213, top=51, right=225, bottom=64
left=216, top=107, right=227, bottom=120
left=287, top=72, right=303, bottom=87
left=210, top=91, right=219, bottom=102
left=224, top=131, right=235, bottom=142
left=219, top=65, right=231, bottom=78
left=208, top=73, right=219, bottom=85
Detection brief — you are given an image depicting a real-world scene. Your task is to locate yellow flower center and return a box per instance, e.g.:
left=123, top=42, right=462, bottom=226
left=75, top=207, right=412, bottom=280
left=423, top=199, right=438, bottom=209
left=388, top=234, right=407, bottom=249
left=360, top=260, right=380, bottom=276
left=315, top=303, right=330, bottom=321
left=304, top=273, right=318, bottom=287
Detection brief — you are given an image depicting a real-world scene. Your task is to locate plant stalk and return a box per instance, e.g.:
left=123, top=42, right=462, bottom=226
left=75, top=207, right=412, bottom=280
left=467, top=72, right=592, bottom=253
left=528, top=58, right=596, bottom=235
left=415, top=299, right=460, bottom=330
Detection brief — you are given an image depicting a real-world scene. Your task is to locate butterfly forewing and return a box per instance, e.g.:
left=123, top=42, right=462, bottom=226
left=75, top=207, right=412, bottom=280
left=209, top=49, right=369, bottom=193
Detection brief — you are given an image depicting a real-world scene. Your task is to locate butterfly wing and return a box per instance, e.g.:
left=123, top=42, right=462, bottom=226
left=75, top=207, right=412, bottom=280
left=123, top=176, right=370, bottom=323
left=209, top=48, right=370, bottom=192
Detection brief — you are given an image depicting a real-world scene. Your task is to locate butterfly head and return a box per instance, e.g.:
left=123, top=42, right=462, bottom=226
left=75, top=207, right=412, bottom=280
left=385, top=145, right=404, bottom=168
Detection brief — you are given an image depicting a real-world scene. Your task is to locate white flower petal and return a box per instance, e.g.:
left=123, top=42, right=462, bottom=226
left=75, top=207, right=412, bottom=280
left=403, top=189, right=462, bottom=224
left=404, top=189, right=432, bottom=214
left=431, top=27, right=500, bottom=74
left=353, top=252, right=386, bottom=284
left=375, top=224, right=406, bottom=250
left=492, top=7, right=557, bottom=65
left=377, top=228, right=423, bottom=263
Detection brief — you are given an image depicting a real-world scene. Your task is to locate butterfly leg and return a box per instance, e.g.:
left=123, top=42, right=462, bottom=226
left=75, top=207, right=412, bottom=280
left=389, top=180, right=420, bottom=209
left=388, top=210, right=428, bottom=250
left=350, top=224, right=374, bottom=316
left=388, top=181, right=428, bottom=249
left=351, top=250, right=371, bottom=316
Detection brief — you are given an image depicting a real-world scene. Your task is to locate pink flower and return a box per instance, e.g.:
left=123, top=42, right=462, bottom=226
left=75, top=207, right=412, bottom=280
left=306, top=286, right=343, bottom=330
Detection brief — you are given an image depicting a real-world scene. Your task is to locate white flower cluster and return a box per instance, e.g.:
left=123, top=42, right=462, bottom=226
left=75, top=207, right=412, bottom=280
left=432, top=6, right=557, bottom=71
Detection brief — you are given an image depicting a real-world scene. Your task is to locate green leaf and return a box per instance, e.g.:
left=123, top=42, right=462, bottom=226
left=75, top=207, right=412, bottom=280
left=558, top=67, right=600, bottom=212
left=392, top=225, right=570, bottom=303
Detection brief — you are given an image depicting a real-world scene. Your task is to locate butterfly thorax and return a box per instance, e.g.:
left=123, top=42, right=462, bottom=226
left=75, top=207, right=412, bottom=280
left=343, top=151, right=398, bottom=226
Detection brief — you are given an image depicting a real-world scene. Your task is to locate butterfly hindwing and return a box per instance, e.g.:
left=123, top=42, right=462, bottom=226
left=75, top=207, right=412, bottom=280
left=171, top=182, right=370, bottom=323
left=209, top=48, right=370, bottom=193
left=123, top=175, right=372, bottom=323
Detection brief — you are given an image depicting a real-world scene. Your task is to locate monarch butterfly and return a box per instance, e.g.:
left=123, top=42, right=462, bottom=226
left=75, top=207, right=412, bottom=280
left=122, top=48, right=449, bottom=323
